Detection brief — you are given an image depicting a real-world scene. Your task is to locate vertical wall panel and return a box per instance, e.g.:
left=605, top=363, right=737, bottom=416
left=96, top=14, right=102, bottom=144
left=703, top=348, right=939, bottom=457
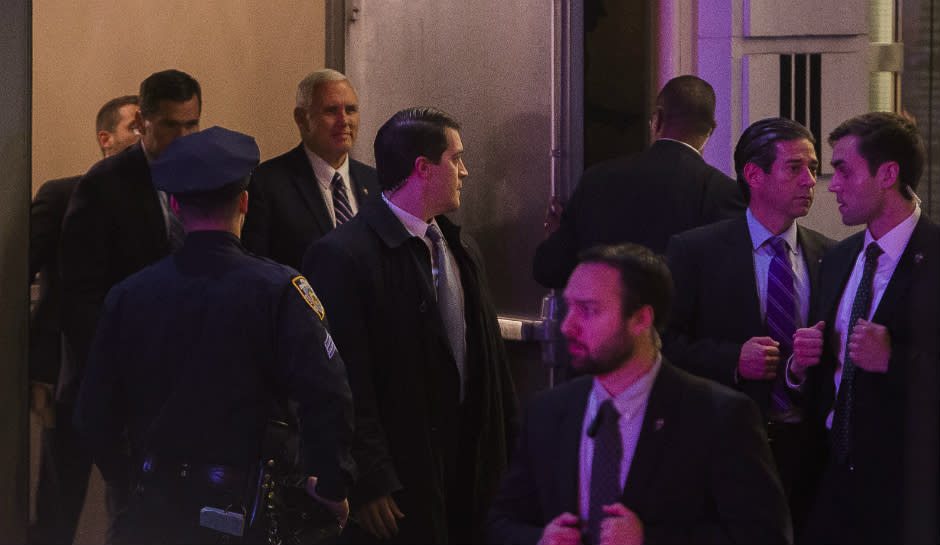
left=32, top=0, right=327, bottom=195
left=0, top=0, right=31, bottom=540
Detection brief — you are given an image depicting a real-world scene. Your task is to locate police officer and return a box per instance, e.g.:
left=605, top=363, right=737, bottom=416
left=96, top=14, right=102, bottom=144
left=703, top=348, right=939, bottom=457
left=74, top=126, right=354, bottom=544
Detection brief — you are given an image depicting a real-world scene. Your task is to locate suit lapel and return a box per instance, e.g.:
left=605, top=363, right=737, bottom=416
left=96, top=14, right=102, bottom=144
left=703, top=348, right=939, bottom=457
left=366, top=199, right=446, bottom=338
left=558, top=379, right=592, bottom=514
left=821, top=234, right=864, bottom=324
left=621, top=361, right=677, bottom=508
left=797, top=225, right=825, bottom=290
left=872, top=216, right=930, bottom=326
left=126, top=144, right=168, bottom=253
left=349, top=159, right=374, bottom=202
left=721, top=217, right=763, bottom=330
left=286, top=145, right=333, bottom=235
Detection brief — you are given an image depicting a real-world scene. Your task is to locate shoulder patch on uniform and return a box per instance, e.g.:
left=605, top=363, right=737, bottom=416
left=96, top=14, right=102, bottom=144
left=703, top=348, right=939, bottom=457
left=292, top=276, right=325, bottom=320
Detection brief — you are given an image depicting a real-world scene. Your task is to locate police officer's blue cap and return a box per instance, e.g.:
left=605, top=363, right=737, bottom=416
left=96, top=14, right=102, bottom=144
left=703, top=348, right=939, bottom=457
left=151, top=126, right=259, bottom=200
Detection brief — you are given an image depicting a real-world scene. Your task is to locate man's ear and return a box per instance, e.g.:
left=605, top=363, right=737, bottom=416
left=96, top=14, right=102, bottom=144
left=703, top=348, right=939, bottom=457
left=414, top=156, right=431, bottom=179
left=238, top=190, right=249, bottom=214
left=97, top=130, right=111, bottom=152
left=292, top=107, right=307, bottom=130
left=743, top=162, right=764, bottom=191
left=649, top=108, right=663, bottom=136
left=876, top=161, right=900, bottom=191
left=134, top=110, right=147, bottom=136
left=628, top=305, right=655, bottom=336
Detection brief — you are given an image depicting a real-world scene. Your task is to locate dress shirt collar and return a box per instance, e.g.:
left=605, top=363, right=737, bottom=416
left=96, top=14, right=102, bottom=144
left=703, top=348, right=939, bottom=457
left=588, top=355, right=662, bottom=421
left=304, top=145, right=351, bottom=193
left=381, top=192, right=441, bottom=240
left=746, top=207, right=799, bottom=255
left=656, top=138, right=701, bottom=156
left=863, top=205, right=920, bottom=262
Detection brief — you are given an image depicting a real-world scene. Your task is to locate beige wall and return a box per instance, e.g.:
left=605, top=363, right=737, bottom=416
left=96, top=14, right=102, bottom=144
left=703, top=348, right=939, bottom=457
left=32, top=0, right=326, bottom=194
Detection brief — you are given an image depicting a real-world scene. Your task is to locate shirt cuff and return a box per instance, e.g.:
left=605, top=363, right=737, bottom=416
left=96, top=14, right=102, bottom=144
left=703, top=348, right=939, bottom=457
left=784, top=355, right=805, bottom=390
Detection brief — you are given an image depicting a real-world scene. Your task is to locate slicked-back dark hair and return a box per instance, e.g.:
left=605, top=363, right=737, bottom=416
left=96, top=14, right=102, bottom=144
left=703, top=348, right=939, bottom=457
left=828, top=112, right=925, bottom=199
left=577, top=243, right=674, bottom=332
left=95, top=95, right=139, bottom=133
left=734, top=117, right=815, bottom=200
left=139, top=69, right=201, bottom=118
left=373, top=107, right=461, bottom=191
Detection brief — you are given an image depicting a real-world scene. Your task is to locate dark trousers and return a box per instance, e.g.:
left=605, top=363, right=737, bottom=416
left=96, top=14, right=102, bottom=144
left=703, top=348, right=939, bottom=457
left=30, top=402, right=128, bottom=545
left=801, top=459, right=903, bottom=545
left=766, top=419, right=818, bottom=539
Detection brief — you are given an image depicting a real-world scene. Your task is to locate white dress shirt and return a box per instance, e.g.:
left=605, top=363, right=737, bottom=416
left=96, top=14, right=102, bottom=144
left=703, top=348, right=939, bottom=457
left=825, top=206, right=920, bottom=429
left=746, top=208, right=811, bottom=328
left=304, top=146, right=356, bottom=226
left=578, top=356, right=661, bottom=522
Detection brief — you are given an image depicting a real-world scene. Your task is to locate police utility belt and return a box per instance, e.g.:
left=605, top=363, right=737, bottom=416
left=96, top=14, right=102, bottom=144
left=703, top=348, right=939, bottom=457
left=137, top=424, right=340, bottom=544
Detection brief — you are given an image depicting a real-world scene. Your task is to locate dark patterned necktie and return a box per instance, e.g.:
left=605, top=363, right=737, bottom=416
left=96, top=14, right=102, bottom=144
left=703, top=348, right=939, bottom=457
left=331, top=172, right=353, bottom=226
left=766, top=237, right=797, bottom=415
left=588, top=399, right=622, bottom=545
left=425, top=223, right=466, bottom=400
left=832, top=242, right=883, bottom=461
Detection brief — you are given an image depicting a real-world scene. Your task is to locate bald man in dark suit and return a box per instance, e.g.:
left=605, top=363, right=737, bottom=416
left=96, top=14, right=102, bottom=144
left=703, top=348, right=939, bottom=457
left=533, top=75, right=744, bottom=290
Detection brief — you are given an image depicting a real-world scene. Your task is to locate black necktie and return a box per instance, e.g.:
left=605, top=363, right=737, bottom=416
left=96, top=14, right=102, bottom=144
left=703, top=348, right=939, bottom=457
left=331, top=172, right=353, bottom=226
left=588, top=399, right=622, bottom=544
left=832, top=242, right=883, bottom=461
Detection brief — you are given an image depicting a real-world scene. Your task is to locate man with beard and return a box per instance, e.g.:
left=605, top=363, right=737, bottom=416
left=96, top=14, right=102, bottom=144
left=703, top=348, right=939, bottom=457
left=486, top=243, right=790, bottom=545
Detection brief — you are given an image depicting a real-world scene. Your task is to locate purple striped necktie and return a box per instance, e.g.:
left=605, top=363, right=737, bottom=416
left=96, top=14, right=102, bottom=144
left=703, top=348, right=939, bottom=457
left=331, top=171, right=353, bottom=226
left=766, top=236, right=796, bottom=415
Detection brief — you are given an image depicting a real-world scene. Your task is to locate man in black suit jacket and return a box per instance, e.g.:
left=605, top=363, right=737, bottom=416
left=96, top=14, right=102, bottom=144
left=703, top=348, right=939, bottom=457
left=58, top=70, right=201, bottom=542
left=303, top=107, right=517, bottom=544
left=243, top=69, right=379, bottom=270
left=664, top=118, right=833, bottom=532
left=533, top=75, right=744, bottom=289
left=29, top=94, right=139, bottom=545
left=790, top=112, right=939, bottom=544
left=488, top=243, right=790, bottom=545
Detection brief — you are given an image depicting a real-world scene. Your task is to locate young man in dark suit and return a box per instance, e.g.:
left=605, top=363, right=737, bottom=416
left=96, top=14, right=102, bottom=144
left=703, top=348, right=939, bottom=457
left=487, top=243, right=790, bottom=545
left=58, top=69, right=200, bottom=542
left=790, top=112, right=938, bottom=544
left=533, top=75, right=745, bottom=289
left=242, top=68, right=379, bottom=270
left=664, top=118, right=834, bottom=531
left=29, top=94, right=139, bottom=545
left=303, top=107, right=517, bottom=544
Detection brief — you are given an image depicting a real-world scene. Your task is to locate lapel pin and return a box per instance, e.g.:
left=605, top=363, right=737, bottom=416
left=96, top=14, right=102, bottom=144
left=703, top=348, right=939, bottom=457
left=363, top=188, right=369, bottom=195
left=914, top=252, right=924, bottom=264
left=655, top=418, right=665, bottom=431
